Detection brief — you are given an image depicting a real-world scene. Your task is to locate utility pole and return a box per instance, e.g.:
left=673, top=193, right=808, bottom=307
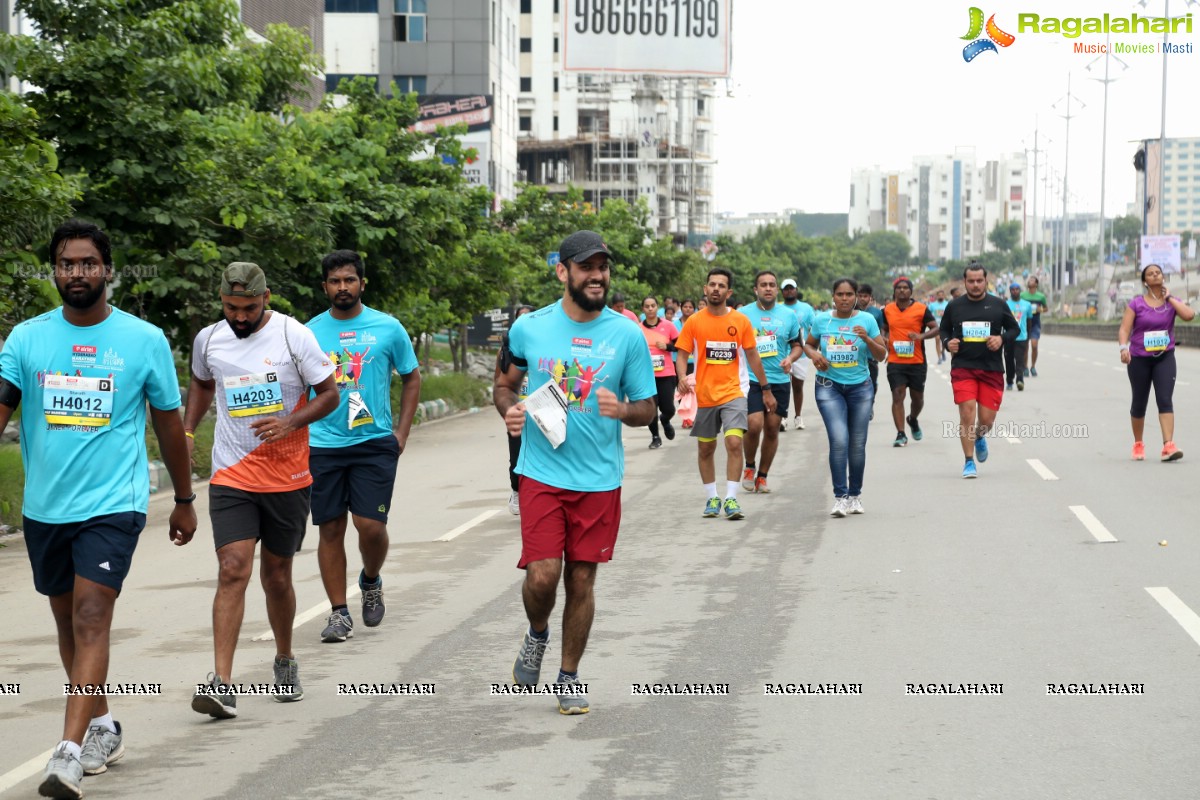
left=1051, top=73, right=1084, bottom=292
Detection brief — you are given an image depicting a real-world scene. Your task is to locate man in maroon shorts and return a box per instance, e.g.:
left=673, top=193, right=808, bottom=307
left=939, top=262, right=1019, bottom=479
left=493, top=231, right=656, bottom=714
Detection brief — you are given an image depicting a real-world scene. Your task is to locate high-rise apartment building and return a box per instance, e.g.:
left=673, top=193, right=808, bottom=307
left=849, top=150, right=1027, bottom=263
left=1134, top=136, right=1200, bottom=234
left=323, top=0, right=521, bottom=202
left=514, top=0, right=716, bottom=240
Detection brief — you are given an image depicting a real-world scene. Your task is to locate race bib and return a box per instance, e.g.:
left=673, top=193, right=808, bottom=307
left=651, top=354, right=665, bottom=372
left=705, top=340, right=736, bottom=365
left=825, top=341, right=857, bottom=369
left=756, top=334, right=778, bottom=358
left=44, top=375, right=113, bottom=427
left=892, top=340, right=915, bottom=358
left=223, top=372, right=284, bottom=418
left=1144, top=330, right=1170, bottom=352
left=962, top=321, right=990, bottom=342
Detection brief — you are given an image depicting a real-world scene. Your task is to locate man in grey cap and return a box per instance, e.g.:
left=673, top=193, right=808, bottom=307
left=184, top=262, right=339, bottom=718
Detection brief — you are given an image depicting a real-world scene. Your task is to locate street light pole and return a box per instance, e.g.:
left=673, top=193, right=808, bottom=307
left=1086, top=35, right=1128, bottom=315
left=1052, top=73, right=1084, bottom=291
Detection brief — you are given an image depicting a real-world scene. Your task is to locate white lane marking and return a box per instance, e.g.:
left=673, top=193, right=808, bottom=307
left=437, top=509, right=500, bottom=542
left=1006, top=437, right=1021, bottom=444
left=253, top=586, right=361, bottom=642
left=0, top=747, right=55, bottom=795
left=1146, top=587, right=1200, bottom=648
left=1112, top=367, right=1124, bottom=372
left=1069, top=505, right=1117, bottom=543
left=1180, top=381, right=1191, bottom=387
left=1091, top=361, right=1106, bottom=367
left=1026, top=459, right=1059, bottom=481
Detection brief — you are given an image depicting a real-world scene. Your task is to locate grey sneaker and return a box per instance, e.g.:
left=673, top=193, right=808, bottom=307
left=38, top=744, right=83, bottom=799
left=80, top=721, right=124, bottom=775
left=512, top=629, right=550, bottom=686
left=847, top=495, right=865, bottom=515
left=273, top=655, right=304, bottom=702
left=321, top=611, right=354, bottom=643
left=555, top=673, right=590, bottom=715
left=507, top=490, right=520, bottom=515
left=192, top=673, right=238, bottom=719
left=360, top=577, right=385, bottom=628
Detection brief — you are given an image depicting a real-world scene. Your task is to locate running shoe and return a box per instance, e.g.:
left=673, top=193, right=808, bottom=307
left=974, top=436, right=989, bottom=463
left=361, top=575, right=385, bottom=627
left=846, top=496, right=865, bottom=515
left=80, top=722, right=124, bottom=775
left=1132, top=442, right=1145, bottom=461
left=272, top=655, right=304, bottom=702
left=649, top=436, right=663, bottom=449
left=830, top=497, right=848, bottom=517
left=1017, top=379, right=1025, bottom=391
left=723, top=497, right=745, bottom=520
left=39, top=744, right=83, bottom=800
left=555, top=673, right=590, bottom=715
left=512, top=629, right=549, bottom=686
left=962, top=459, right=978, bottom=479
left=893, top=432, right=908, bottom=447
left=1023, top=367, right=1030, bottom=378
left=754, top=476, right=769, bottom=494
left=1031, top=367, right=1038, bottom=377
left=191, top=674, right=238, bottom=719
left=702, top=497, right=722, bottom=518
left=907, top=415, right=923, bottom=441
left=1162, top=441, right=1183, bottom=462
left=662, top=420, right=676, bottom=441
left=779, top=418, right=788, bottom=433
left=1006, top=383, right=1013, bottom=391
left=795, top=415, right=805, bottom=430
left=321, top=610, right=354, bottom=643
left=741, top=468, right=756, bottom=491
left=507, top=490, right=520, bottom=515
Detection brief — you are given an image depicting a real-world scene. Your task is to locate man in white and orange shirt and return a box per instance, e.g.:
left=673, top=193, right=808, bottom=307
left=640, top=295, right=679, bottom=448
left=675, top=267, right=775, bottom=521
left=184, top=262, right=338, bottom=718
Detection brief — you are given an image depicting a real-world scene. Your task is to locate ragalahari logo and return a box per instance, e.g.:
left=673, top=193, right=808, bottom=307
left=962, top=7, right=1016, bottom=61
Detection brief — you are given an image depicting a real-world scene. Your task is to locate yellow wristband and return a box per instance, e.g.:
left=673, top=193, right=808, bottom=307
left=184, top=431, right=195, bottom=439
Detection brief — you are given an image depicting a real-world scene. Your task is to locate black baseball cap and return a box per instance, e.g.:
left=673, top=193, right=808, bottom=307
left=559, top=230, right=611, bottom=264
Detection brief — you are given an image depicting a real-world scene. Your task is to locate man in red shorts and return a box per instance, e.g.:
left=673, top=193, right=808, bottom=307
left=493, top=230, right=656, bottom=714
left=939, top=262, right=1019, bottom=478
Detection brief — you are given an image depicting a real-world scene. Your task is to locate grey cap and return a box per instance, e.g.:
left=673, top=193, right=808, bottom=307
left=221, top=262, right=267, bottom=297
left=559, top=230, right=611, bottom=265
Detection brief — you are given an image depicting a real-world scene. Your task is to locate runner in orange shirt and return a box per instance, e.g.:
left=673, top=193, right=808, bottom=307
left=880, top=278, right=939, bottom=447
left=675, top=268, right=774, bottom=520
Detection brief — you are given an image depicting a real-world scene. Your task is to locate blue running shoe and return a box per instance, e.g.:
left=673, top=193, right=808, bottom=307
left=703, top=497, right=721, bottom=518
left=723, top=497, right=745, bottom=520
left=962, top=459, right=978, bottom=479
left=907, top=415, right=923, bottom=441
left=974, top=436, right=989, bottom=463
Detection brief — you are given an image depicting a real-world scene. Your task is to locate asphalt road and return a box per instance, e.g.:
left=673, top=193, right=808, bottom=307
left=2, top=333, right=1198, bottom=799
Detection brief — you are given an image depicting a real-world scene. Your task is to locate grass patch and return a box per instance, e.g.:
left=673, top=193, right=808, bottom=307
left=393, top=371, right=490, bottom=416
left=146, top=415, right=216, bottom=478
left=0, top=444, right=23, bottom=527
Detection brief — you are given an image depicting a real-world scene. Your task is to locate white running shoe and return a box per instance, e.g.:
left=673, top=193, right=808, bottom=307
left=830, top=496, right=848, bottom=518
left=795, top=415, right=806, bottom=430
left=847, top=496, right=865, bottom=515
left=507, top=490, right=520, bottom=516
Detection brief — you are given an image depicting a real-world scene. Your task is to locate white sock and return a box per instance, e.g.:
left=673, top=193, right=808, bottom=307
left=90, top=712, right=116, bottom=733
left=704, top=482, right=718, bottom=499
left=726, top=481, right=739, bottom=500
left=57, top=740, right=82, bottom=759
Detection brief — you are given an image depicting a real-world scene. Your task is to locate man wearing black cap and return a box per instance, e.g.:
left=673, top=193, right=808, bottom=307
left=494, top=230, right=656, bottom=714
left=184, top=262, right=339, bottom=718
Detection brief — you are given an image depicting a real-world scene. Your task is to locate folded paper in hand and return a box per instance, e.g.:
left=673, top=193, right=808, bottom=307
left=525, top=379, right=569, bottom=449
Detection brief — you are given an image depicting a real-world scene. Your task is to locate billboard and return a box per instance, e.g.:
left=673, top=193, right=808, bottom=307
left=1140, top=234, right=1182, bottom=274
left=562, top=0, right=732, bottom=76
left=461, top=130, right=491, bottom=188
left=412, top=95, right=492, bottom=133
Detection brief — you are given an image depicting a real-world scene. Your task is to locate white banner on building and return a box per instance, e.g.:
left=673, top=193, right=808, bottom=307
left=461, top=131, right=491, bottom=187
left=1140, top=234, right=1182, bottom=274
left=562, top=0, right=732, bottom=76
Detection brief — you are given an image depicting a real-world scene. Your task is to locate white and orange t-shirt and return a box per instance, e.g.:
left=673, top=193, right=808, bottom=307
left=192, top=312, right=334, bottom=493
left=675, top=307, right=757, bottom=408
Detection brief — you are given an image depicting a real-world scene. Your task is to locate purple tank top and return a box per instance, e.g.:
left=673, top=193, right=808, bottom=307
left=1128, top=295, right=1176, bottom=358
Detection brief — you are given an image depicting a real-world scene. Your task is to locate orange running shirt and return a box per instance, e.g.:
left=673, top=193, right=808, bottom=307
left=675, top=308, right=757, bottom=407
left=881, top=301, right=934, bottom=364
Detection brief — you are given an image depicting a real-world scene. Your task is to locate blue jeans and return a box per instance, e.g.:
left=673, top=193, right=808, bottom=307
left=814, top=377, right=873, bottom=497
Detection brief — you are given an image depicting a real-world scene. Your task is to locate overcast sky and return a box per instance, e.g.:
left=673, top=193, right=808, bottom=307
left=714, top=0, right=1200, bottom=219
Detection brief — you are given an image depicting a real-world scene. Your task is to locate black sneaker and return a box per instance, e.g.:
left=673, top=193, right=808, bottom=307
left=893, top=432, right=908, bottom=447
left=906, top=415, right=922, bottom=441
left=360, top=576, right=385, bottom=627
left=192, top=674, right=238, bottom=719
left=321, top=611, right=354, bottom=643
left=662, top=419, right=675, bottom=440
left=649, top=436, right=662, bottom=449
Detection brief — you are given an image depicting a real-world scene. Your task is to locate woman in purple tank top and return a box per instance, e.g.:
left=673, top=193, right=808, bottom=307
left=1118, top=264, right=1196, bottom=461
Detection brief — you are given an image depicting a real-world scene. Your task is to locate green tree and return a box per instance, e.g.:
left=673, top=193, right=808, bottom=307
left=856, top=230, right=911, bottom=269
left=1110, top=215, right=1142, bottom=259
left=987, top=220, right=1023, bottom=254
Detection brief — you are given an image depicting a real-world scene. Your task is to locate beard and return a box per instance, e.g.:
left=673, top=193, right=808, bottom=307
left=57, top=280, right=106, bottom=310
left=227, top=307, right=266, bottom=339
left=568, top=276, right=608, bottom=312
left=332, top=290, right=359, bottom=311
